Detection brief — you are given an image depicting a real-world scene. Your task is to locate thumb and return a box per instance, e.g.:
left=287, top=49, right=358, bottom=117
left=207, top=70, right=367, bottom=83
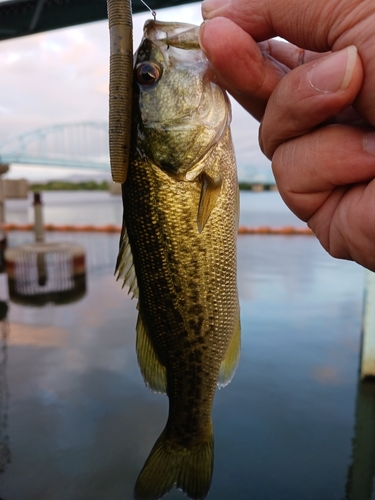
left=261, top=46, right=364, bottom=159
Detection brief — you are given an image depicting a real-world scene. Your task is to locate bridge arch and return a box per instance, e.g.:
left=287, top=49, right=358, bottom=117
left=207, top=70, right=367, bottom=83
left=0, top=121, right=110, bottom=171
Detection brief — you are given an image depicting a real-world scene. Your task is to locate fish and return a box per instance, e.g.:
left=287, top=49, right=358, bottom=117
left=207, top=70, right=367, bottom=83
left=115, top=20, right=241, bottom=500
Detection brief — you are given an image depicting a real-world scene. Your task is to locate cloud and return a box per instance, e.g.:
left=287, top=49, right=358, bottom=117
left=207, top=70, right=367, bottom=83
left=0, top=22, right=110, bottom=141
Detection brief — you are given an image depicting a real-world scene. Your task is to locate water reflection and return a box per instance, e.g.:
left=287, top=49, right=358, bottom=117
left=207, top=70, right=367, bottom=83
left=5, top=242, right=86, bottom=306
left=346, top=379, right=375, bottom=500
left=0, top=301, right=10, bottom=474
left=0, top=231, right=370, bottom=499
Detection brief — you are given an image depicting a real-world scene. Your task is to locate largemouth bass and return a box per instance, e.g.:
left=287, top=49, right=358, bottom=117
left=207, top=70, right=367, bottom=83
left=115, top=20, right=240, bottom=500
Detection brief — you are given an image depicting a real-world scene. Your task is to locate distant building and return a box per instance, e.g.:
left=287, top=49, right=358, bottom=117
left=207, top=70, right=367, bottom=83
left=109, top=182, right=122, bottom=196
left=1, top=179, right=29, bottom=199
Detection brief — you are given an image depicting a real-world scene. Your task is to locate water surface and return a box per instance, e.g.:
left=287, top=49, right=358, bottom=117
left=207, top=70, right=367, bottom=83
left=0, top=191, right=369, bottom=499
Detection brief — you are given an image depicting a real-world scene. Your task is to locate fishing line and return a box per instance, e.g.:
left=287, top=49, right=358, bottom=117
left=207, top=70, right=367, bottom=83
left=139, top=0, right=157, bottom=20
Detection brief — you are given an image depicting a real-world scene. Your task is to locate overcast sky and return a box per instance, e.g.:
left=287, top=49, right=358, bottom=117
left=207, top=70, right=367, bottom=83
left=0, top=2, right=271, bottom=181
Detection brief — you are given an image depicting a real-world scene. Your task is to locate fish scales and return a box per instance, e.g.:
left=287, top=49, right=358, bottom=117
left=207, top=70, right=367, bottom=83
left=116, top=20, right=240, bottom=500
left=124, top=129, right=238, bottom=434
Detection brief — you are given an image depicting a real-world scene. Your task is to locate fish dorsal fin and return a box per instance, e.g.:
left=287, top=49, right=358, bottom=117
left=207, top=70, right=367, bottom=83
left=218, top=315, right=241, bottom=388
left=136, top=313, right=167, bottom=394
left=197, top=172, right=222, bottom=233
left=115, top=225, right=139, bottom=299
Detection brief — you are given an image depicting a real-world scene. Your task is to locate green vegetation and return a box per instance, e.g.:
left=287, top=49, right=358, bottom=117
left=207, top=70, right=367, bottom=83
left=30, top=180, right=109, bottom=191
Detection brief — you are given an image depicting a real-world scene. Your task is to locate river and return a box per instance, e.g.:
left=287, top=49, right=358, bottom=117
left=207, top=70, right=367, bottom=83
left=0, top=190, right=369, bottom=500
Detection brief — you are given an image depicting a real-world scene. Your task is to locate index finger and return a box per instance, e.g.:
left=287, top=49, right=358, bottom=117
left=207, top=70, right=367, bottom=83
left=199, top=17, right=320, bottom=120
left=260, top=46, right=363, bottom=159
left=202, top=0, right=340, bottom=50
left=201, top=0, right=375, bottom=126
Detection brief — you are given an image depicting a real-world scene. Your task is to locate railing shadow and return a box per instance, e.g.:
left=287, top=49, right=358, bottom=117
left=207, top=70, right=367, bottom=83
left=345, top=270, right=375, bottom=500
left=345, top=378, right=375, bottom=500
left=0, top=300, right=10, bottom=474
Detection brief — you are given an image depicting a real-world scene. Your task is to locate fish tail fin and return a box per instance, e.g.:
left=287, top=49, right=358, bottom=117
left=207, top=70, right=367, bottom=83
left=134, top=424, right=214, bottom=500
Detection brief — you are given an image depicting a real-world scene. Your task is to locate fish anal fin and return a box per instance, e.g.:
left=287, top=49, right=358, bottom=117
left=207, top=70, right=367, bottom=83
left=218, top=315, right=241, bottom=388
left=136, top=313, right=167, bottom=394
left=197, top=172, right=222, bottom=233
left=134, top=423, right=213, bottom=500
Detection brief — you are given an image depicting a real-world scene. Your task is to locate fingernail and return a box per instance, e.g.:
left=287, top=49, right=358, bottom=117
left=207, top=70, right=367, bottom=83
left=363, top=132, right=375, bottom=155
left=202, top=0, right=229, bottom=18
left=198, top=22, right=206, bottom=51
left=308, top=46, right=357, bottom=93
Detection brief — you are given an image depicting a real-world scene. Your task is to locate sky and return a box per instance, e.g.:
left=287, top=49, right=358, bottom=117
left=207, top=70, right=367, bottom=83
left=0, top=2, right=272, bottom=182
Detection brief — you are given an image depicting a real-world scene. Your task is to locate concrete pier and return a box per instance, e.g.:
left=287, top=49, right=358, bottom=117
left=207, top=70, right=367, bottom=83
left=361, top=271, right=375, bottom=379
left=345, top=380, right=375, bottom=500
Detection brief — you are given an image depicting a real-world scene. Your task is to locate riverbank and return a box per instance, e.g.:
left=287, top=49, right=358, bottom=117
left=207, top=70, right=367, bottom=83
left=27, top=180, right=277, bottom=192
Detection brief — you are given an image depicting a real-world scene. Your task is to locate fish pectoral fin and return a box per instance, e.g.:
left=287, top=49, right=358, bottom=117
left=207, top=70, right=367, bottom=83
left=136, top=313, right=167, bottom=394
left=115, top=223, right=139, bottom=299
left=197, top=172, right=222, bottom=233
left=134, top=423, right=213, bottom=500
left=218, top=315, right=241, bottom=388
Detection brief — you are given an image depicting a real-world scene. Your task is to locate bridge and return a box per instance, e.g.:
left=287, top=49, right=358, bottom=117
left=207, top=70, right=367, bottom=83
left=0, top=0, right=196, bottom=42
left=0, top=121, right=110, bottom=172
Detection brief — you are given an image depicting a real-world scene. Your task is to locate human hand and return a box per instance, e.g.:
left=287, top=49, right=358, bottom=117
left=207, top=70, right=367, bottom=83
left=199, top=0, right=375, bottom=271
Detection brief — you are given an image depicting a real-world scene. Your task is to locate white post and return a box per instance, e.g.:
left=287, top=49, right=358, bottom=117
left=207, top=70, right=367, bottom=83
left=33, top=192, right=47, bottom=286
left=361, top=271, right=375, bottom=379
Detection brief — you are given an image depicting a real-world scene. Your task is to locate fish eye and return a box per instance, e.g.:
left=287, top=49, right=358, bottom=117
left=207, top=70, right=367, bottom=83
left=135, top=62, right=161, bottom=86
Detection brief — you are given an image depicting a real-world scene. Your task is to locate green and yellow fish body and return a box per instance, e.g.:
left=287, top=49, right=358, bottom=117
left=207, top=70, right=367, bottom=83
left=115, top=20, right=240, bottom=500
